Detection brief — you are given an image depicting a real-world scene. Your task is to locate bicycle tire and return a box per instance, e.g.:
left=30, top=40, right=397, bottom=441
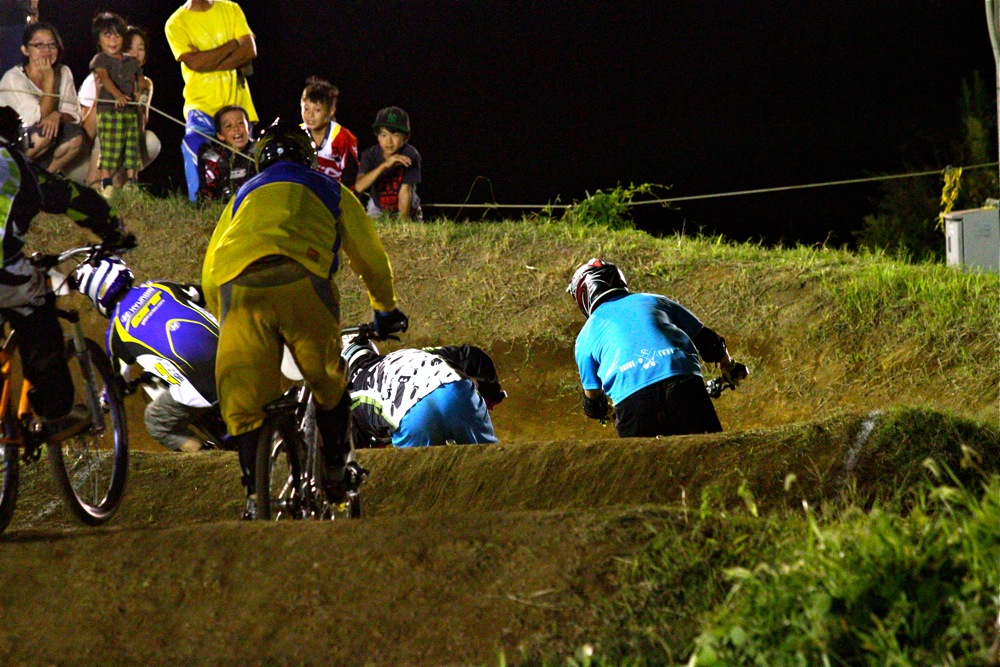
left=48, top=338, right=129, bottom=525
left=255, top=413, right=303, bottom=520
left=0, top=414, right=20, bottom=535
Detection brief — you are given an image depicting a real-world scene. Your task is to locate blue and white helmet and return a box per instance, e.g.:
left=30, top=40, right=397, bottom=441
left=74, top=257, right=133, bottom=317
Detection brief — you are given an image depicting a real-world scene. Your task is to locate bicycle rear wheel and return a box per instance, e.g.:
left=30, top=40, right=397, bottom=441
left=48, top=338, right=129, bottom=525
left=255, top=413, right=303, bottom=520
left=0, top=416, right=20, bottom=534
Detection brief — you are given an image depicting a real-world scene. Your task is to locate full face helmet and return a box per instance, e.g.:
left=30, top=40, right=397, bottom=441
left=341, top=335, right=379, bottom=377
left=253, top=118, right=317, bottom=171
left=566, top=258, right=629, bottom=318
left=0, top=106, right=29, bottom=151
left=74, top=257, right=134, bottom=317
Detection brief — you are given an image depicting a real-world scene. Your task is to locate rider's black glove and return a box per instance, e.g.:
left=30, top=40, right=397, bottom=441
left=373, top=308, right=409, bottom=338
left=581, top=390, right=610, bottom=421
left=721, top=362, right=749, bottom=389
left=103, top=225, right=136, bottom=252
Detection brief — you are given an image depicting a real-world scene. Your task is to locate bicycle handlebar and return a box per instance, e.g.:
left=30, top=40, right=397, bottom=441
left=706, top=362, right=750, bottom=399
left=341, top=322, right=401, bottom=343
left=29, top=240, right=135, bottom=271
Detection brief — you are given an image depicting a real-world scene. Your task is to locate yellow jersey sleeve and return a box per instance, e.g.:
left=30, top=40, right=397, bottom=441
left=201, top=197, right=235, bottom=318
left=338, top=185, right=397, bottom=312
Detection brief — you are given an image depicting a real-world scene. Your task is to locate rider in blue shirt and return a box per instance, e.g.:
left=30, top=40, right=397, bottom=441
left=75, top=257, right=222, bottom=452
left=567, top=258, right=743, bottom=437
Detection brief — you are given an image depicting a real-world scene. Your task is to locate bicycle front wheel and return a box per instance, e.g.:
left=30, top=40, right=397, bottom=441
left=0, top=414, right=20, bottom=534
left=48, top=338, right=129, bottom=525
left=256, top=414, right=303, bottom=520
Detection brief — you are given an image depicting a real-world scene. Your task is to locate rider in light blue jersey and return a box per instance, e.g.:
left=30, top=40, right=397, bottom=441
left=567, top=258, right=744, bottom=438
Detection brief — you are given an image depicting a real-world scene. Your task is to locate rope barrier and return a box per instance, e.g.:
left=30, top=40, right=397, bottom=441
left=0, top=87, right=994, bottom=210
left=426, top=162, right=999, bottom=210
left=0, top=86, right=253, bottom=161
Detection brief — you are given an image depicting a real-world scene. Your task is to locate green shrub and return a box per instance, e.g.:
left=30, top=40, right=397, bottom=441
left=561, top=183, right=666, bottom=230
left=689, top=475, right=1000, bottom=666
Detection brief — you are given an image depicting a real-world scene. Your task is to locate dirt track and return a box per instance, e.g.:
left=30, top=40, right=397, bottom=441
left=3, top=217, right=997, bottom=665
left=0, top=408, right=894, bottom=666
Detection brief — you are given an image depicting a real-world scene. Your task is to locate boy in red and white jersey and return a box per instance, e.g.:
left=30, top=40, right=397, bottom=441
left=300, top=76, right=358, bottom=188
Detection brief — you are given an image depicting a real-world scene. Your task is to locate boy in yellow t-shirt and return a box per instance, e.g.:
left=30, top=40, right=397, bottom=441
left=164, top=0, right=258, bottom=201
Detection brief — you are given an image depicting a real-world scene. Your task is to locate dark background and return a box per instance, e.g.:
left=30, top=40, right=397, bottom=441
left=38, top=1, right=998, bottom=245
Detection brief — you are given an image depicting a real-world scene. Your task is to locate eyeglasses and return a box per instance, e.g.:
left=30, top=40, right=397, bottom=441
left=27, top=42, right=58, bottom=50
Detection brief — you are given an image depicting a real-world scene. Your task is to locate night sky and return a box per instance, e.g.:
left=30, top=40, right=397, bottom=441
left=40, top=1, right=997, bottom=245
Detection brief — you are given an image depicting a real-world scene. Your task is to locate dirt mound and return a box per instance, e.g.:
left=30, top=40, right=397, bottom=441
left=7, top=211, right=995, bottom=664
left=4, top=408, right=993, bottom=666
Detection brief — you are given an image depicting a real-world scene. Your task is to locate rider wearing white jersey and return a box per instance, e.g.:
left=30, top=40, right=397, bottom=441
left=344, top=340, right=505, bottom=448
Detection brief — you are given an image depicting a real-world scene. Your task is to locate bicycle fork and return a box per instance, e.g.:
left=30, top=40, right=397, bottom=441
left=63, top=312, right=106, bottom=434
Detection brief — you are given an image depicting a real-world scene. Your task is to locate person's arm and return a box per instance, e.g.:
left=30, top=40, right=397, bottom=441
left=93, top=68, right=128, bottom=110
left=34, top=60, right=57, bottom=120
left=200, top=198, right=236, bottom=318
left=177, top=34, right=255, bottom=72
left=581, top=388, right=610, bottom=420
left=427, top=345, right=499, bottom=384
left=691, top=325, right=734, bottom=370
left=138, top=76, right=152, bottom=129
left=338, top=185, right=397, bottom=312
left=340, top=149, right=359, bottom=189
left=80, top=103, right=96, bottom=140
left=176, top=39, right=237, bottom=72
left=429, top=345, right=506, bottom=407
left=353, top=153, right=410, bottom=194
left=398, top=183, right=412, bottom=220
left=55, top=65, right=80, bottom=124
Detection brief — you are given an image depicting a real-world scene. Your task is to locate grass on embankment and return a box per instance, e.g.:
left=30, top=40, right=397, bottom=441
left=25, top=191, right=1000, bottom=665
left=586, top=408, right=999, bottom=667
left=31, top=189, right=999, bottom=427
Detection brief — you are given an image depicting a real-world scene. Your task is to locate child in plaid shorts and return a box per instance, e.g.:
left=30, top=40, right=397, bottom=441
left=90, top=11, right=145, bottom=198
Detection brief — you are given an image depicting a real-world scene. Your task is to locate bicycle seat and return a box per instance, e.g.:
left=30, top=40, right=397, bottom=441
left=280, top=345, right=303, bottom=382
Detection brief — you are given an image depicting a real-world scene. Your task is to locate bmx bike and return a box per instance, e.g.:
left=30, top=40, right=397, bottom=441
left=0, top=243, right=130, bottom=534
left=254, top=323, right=394, bottom=521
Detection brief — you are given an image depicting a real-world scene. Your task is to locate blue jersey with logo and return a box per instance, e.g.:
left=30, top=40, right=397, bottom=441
left=106, top=281, right=220, bottom=408
left=574, top=293, right=704, bottom=405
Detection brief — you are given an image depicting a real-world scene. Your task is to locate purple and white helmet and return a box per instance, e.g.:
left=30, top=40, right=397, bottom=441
left=74, top=257, right=133, bottom=317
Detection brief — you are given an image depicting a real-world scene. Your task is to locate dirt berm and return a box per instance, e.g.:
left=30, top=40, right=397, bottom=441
left=2, top=407, right=994, bottom=666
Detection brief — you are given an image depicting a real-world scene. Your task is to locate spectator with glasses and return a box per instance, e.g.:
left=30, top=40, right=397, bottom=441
left=0, top=21, right=83, bottom=174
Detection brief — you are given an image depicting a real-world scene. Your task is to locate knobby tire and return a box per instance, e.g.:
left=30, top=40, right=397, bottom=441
left=0, top=412, right=19, bottom=534
left=47, top=338, right=129, bottom=525
left=255, top=413, right=302, bottom=520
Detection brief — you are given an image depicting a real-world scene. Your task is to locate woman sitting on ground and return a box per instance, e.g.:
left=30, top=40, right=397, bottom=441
left=0, top=21, right=82, bottom=174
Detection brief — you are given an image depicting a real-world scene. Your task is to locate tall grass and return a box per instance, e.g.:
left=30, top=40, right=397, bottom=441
left=688, top=473, right=999, bottom=666
left=820, top=260, right=999, bottom=374
left=550, top=408, right=1000, bottom=666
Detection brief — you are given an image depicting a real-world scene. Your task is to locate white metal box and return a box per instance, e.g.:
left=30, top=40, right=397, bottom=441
left=943, top=207, right=999, bottom=273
